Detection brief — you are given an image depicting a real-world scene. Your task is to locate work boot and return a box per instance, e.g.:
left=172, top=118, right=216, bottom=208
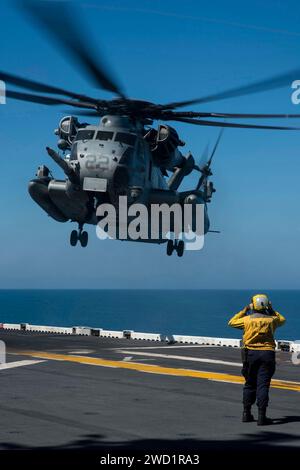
left=257, top=408, right=273, bottom=426
left=242, top=406, right=254, bottom=423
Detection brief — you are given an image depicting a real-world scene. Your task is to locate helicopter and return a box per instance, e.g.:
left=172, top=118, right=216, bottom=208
left=2, top=1, right=300, bottom=257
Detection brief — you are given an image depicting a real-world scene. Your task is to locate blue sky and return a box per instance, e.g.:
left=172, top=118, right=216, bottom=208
left=0, top=0, right=300, bottom=289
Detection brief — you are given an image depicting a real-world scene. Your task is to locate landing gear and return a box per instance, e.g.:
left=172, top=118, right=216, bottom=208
left=176, top=240, right=185, bottom=257
left=70, top=230, right=78, bottom=246
left=166, top=239, right=185, bottom=257
left=79, top=230, right=88, bottom=247
left=70, top=225, right=89, bottom=247
left=166, top=240, right=174, bottom=256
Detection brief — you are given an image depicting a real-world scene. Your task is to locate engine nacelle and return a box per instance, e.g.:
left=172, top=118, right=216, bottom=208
left=146, top=124, right=185, bottom=169
left=54, top=116, right=82, bottom=150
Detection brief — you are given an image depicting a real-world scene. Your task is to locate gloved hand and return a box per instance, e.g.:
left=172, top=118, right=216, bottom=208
left=267, top=301, right=276, bottom=315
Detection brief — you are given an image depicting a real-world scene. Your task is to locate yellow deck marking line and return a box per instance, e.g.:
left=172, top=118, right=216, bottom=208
left=15, top=350, right=300, bottom=392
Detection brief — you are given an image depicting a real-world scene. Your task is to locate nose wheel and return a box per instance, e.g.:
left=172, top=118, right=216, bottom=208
left=70, top=225, right=88, bottom=247
left=166, top=239, right=185, bottom=257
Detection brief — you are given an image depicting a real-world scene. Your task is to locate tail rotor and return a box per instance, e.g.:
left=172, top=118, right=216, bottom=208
left=195, top=129, right=224, bottom=197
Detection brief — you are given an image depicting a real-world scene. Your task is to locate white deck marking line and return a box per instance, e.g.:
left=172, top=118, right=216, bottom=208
left=118, top=350, right=242, bottom=367
left=0, top=360, right=46, bottom=370
left=209, top=378, right=241, bottom=385
left=111, top=345, right=216, bottom=350
left=122, top=356, right=154, bottom=362
left=68, top=350, right=95, bottom=355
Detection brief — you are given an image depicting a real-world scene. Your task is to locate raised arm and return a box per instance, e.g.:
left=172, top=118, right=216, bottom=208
left=273, top=311, right=286, bottom=328
left=228, top=306, right=249, bottom=329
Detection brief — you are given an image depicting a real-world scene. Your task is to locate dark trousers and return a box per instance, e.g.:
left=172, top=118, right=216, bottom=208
left=241, top=349, right=276, bottom=410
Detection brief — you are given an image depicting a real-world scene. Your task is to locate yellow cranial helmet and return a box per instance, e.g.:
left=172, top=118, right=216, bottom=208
left=252, top=294, right=270, bottom=311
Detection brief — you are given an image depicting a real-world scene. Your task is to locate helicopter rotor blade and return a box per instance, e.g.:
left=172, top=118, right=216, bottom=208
left=207, top=128, right=224, bottom=166
left=195, top=129, right=223, bottom=191
left=19, top=0, right=125, bottom=98
left=171, top=117, right=300, bottom=131
left=197, top=142, right=210, bottom=170
left=166, top=111, right=300, bottom=119
left=160, top=68, right=300, bottom=109
left=5, top=89, right=98, bottom=109
left=0, top=70, right=98, bottom=103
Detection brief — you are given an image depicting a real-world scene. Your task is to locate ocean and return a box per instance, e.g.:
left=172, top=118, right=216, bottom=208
left=0, top=290, right=299, bottom=341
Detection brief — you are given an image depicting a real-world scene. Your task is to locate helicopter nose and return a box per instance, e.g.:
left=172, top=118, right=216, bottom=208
left=109, top=166, right=129, bottom=202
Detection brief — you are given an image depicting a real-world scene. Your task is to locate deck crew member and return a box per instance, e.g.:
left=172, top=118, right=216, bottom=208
left=228, top=294, right=285, bottom=426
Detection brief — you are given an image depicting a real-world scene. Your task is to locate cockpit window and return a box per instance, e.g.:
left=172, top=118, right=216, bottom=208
left=75, top=129, right=95, bottom=141
left=96, top=131, right=114, bottom=141
left=115, top=132, right=136, bottom=146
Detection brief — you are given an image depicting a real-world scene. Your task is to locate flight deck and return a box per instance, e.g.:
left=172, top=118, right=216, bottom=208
left=0, top=326, right=300, bottom=462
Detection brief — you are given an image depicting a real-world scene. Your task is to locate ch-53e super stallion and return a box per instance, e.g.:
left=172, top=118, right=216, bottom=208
left=2, top=1, right=300, bottom=256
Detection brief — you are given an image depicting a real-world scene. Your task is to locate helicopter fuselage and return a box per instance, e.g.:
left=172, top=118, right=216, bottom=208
left=28, top=115, right=210, bottom=252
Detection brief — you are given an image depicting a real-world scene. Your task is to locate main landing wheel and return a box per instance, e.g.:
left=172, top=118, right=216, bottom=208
left=79, top=231, right=88, bottom=247
left=166, top=240, right=185, bottom=257
left=70, top=226, right=89, bottom=247
left=166, top=240, right=174, bottom=256
left=176, top=240, right=185, bottom=257
left=70, top=230, right=78, bottom=247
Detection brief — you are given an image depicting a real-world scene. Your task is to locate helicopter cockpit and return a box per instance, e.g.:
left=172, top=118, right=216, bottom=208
left=74, top=129, right=137, bottom=146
